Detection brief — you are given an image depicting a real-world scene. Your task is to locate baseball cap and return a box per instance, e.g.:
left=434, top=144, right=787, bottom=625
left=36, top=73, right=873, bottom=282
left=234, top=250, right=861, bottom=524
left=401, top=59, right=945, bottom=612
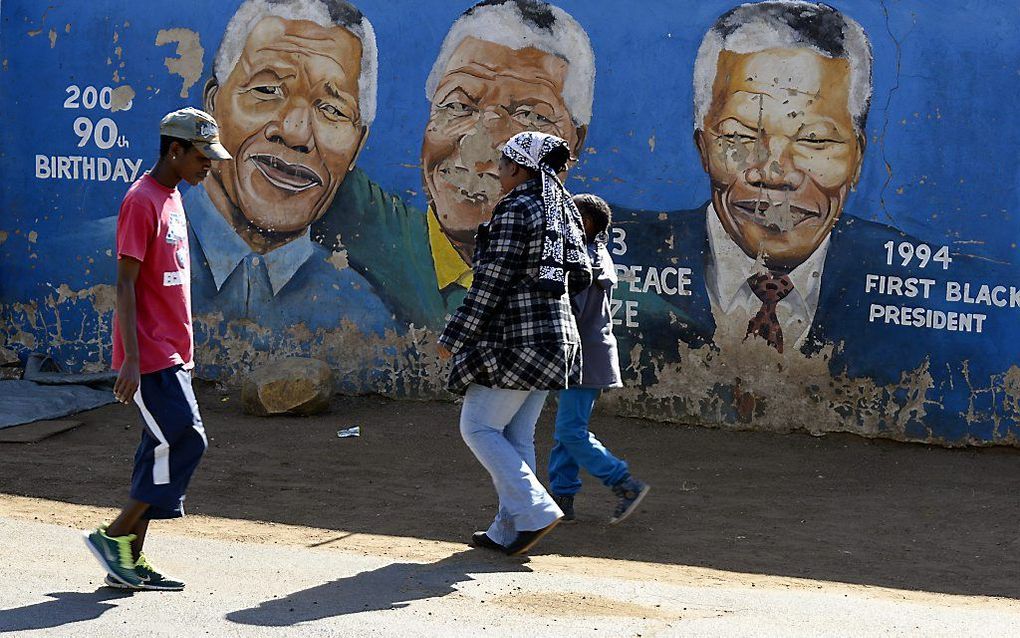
left=159, top=107, right=232, bottom=160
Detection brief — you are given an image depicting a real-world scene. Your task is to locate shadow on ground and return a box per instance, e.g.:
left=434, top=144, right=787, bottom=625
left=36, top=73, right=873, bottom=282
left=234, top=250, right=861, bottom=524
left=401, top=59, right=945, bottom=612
left=0, top=589, right=133, bottom=633
left=2, top=385, right=1019, bottom=599
left=227, top=549, right=528, bottom=626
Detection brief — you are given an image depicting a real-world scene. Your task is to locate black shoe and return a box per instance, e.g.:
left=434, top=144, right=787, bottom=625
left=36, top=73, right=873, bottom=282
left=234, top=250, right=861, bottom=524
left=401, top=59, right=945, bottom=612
left=471, top=531, right=504, bottom=552
left=552, top=494, right=575, bottom=521
left=610, top=477, right=650, bottom=524
left=504, top=519, right=561, bottom=556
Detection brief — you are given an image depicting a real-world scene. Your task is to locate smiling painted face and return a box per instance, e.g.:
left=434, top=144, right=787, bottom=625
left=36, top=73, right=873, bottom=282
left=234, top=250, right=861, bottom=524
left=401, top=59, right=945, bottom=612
left=695, top=48, right=865, bottom=271
left=207, top=16, right=367, bottom=240
left=422, top=36, right=585, bottom=253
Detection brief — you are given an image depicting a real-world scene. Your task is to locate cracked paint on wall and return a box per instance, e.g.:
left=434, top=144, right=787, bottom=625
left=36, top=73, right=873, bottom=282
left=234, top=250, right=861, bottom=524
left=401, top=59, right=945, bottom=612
left=0, top=289, right=448, bottom=398
left=605, top=337, right=937, bottom=444
left=1, top=284, right=116, bottom=372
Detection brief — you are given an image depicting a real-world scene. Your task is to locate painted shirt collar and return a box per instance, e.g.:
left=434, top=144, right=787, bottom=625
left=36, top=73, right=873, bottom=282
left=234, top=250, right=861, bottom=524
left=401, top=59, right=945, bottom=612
left=184, top=184, right=314, bottom=296
left=427, top=206, right=473, bottom=290
left=705, top=202, right=829, bottom=319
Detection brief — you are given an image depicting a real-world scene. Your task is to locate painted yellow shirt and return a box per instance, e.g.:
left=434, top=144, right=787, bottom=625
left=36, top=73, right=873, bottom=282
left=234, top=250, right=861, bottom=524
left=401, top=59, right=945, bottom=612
left=427, top=207, right=473, bottom=290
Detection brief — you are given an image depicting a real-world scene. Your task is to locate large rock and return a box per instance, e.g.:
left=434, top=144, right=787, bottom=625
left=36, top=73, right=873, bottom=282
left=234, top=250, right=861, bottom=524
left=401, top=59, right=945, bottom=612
left=241, top=358, right=334, bottom=416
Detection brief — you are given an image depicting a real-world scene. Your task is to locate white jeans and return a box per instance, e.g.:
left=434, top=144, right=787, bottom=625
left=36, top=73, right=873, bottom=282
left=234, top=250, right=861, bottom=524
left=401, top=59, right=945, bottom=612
left=459, top=383, right=563, bottom=546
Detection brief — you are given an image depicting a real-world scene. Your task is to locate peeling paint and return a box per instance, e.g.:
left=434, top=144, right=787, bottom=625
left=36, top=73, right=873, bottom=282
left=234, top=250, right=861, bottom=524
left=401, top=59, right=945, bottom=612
left=27, top=231, right=38, bottom=244
left=154, top=28, right=204, bottom=99
left=603, top=328, right=939, bottom=444
left=1, top=286, right=447, bottom=398
left=191, top=314, right=449, bottom=398
left=998, top=367, right=1020, bottom=422
left=327, top=248, right=350, bottom=271
left=110, top=85, right=135, bottom=112
left=1, top=284, right=116, bottom=371
left=957, top=363, right=1020, bottom=444
left=48, top=29, right=57, bottom=48
left=432, top=116, right=502, bottom=209
left=10, top=282, right=1011, bottom=447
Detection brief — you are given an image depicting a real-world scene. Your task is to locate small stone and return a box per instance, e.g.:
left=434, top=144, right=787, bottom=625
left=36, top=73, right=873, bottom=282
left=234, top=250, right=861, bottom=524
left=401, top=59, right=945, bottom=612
left=241, top=358, right=334, bottom=416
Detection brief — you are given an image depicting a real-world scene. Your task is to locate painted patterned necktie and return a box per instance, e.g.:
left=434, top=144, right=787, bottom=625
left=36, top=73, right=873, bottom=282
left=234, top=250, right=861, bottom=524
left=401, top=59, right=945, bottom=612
left=745, top=272, right=795, bottom=353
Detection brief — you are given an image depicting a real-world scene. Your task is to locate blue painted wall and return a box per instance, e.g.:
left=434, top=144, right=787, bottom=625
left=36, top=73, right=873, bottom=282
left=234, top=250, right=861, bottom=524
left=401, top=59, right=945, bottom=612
left=2, top=0, right=1018, bottom=445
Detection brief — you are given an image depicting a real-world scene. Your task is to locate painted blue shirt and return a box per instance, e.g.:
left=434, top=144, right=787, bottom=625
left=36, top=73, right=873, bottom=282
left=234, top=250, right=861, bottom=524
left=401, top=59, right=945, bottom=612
left=183, top=184, right=397, bottom=336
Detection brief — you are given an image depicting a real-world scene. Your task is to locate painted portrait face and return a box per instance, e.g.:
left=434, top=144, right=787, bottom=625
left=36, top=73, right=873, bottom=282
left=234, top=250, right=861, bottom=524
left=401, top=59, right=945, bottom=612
left=696, top=48, right=865, bottom=271
left=207, top=16, right=367, bottom=237
left=422, top=36, right=586, bottom=246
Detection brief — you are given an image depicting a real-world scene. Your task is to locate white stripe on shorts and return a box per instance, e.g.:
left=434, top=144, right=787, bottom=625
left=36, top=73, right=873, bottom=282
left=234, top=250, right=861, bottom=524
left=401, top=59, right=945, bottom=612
left=133, top=388, right=171, bottom=485
left=175, top=368, right=207, bottom=447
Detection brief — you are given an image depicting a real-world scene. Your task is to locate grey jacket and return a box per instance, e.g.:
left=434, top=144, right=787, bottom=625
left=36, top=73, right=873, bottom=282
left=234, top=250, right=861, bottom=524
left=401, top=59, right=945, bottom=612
left=573, top=242, right=623, bottom=389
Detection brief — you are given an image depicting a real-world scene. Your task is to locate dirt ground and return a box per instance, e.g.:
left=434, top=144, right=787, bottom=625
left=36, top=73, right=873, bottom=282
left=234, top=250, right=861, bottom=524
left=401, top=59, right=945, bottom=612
left=2, top=381, right=1019, bottom=600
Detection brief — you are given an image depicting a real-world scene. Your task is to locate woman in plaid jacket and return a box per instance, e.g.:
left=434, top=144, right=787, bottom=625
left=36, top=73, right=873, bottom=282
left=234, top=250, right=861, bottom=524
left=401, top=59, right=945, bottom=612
left=438, top=131, right=592, bottom=556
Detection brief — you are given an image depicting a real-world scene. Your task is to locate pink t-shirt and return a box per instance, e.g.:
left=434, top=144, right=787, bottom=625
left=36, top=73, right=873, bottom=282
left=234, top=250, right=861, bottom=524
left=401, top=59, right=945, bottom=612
left=112, top=173, right=193, bottom=374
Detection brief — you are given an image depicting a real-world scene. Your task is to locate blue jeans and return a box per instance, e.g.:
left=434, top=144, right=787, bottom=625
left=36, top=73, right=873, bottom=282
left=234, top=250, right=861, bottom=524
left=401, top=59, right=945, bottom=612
left=548, top=387, right=629, bottom=496
left=460, top=384, right=562, bottom=546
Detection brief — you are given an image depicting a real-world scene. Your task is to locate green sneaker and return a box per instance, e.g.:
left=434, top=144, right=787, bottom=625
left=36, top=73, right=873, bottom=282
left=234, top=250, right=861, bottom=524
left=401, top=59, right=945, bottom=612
left=103, top=554, right=185, bottom=591
left=138, top=554, right=185, bottom=591
left=84, top=528, right=141, bottom=587
left=133, top=553, right=185, bottom=591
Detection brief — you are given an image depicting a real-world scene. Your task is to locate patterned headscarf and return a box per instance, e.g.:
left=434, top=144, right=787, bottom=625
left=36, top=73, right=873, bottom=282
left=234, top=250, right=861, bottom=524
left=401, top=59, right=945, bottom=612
left=501, top=132, right=590, bottom=295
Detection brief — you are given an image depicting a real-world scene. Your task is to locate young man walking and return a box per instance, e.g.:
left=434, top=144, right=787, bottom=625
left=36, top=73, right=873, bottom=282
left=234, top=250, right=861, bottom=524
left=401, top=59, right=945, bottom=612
left=84, top=107, right=230, bottom=590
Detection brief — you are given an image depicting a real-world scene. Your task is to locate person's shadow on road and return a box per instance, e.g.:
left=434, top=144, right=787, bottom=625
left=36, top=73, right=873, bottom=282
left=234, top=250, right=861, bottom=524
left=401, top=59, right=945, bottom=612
left=0, top=589, right=133, bottom=633
left=226, top=549, right=529, bottom=626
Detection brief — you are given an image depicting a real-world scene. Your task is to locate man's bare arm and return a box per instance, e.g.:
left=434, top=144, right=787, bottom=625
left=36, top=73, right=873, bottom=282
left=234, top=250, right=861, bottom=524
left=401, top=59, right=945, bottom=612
left=113, top=257, right=142, bottom=404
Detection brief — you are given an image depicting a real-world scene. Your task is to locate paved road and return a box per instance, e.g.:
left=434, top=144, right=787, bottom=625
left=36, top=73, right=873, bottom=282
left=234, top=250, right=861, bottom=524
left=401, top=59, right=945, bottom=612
left=1, top=506, right=1018, bottom=637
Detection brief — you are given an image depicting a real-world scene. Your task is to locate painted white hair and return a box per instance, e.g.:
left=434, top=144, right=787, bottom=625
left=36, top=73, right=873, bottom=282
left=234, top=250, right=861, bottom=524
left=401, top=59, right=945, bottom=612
left=425, top=0, right=595, bottom=126
left=693, top=0, right=872, bottom=133
left=213, top=0, right=377, bottom=126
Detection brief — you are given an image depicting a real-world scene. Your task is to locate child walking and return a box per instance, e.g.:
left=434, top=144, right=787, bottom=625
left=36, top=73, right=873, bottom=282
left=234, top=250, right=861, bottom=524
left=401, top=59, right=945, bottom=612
left=83, top=108, right=230, bottom=590
left=549, top=194, right=650, bottom=524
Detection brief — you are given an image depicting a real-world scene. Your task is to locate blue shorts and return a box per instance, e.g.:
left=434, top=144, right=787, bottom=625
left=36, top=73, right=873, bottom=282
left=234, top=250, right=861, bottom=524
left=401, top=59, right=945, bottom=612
left=130, top=365, right=207, bottom=519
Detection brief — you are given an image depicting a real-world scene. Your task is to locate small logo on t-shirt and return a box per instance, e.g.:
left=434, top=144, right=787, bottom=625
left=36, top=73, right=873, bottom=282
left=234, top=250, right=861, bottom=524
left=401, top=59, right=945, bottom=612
left=163, top=271, right=183, bottom=286
left=166, top=211, right=186, bottom=244
left=176, top=246, right=188, bottom=269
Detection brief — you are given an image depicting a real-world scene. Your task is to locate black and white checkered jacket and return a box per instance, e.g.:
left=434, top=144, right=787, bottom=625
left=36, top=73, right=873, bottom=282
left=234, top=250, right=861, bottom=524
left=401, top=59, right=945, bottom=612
left=439, top=179, right=592, bottom=394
